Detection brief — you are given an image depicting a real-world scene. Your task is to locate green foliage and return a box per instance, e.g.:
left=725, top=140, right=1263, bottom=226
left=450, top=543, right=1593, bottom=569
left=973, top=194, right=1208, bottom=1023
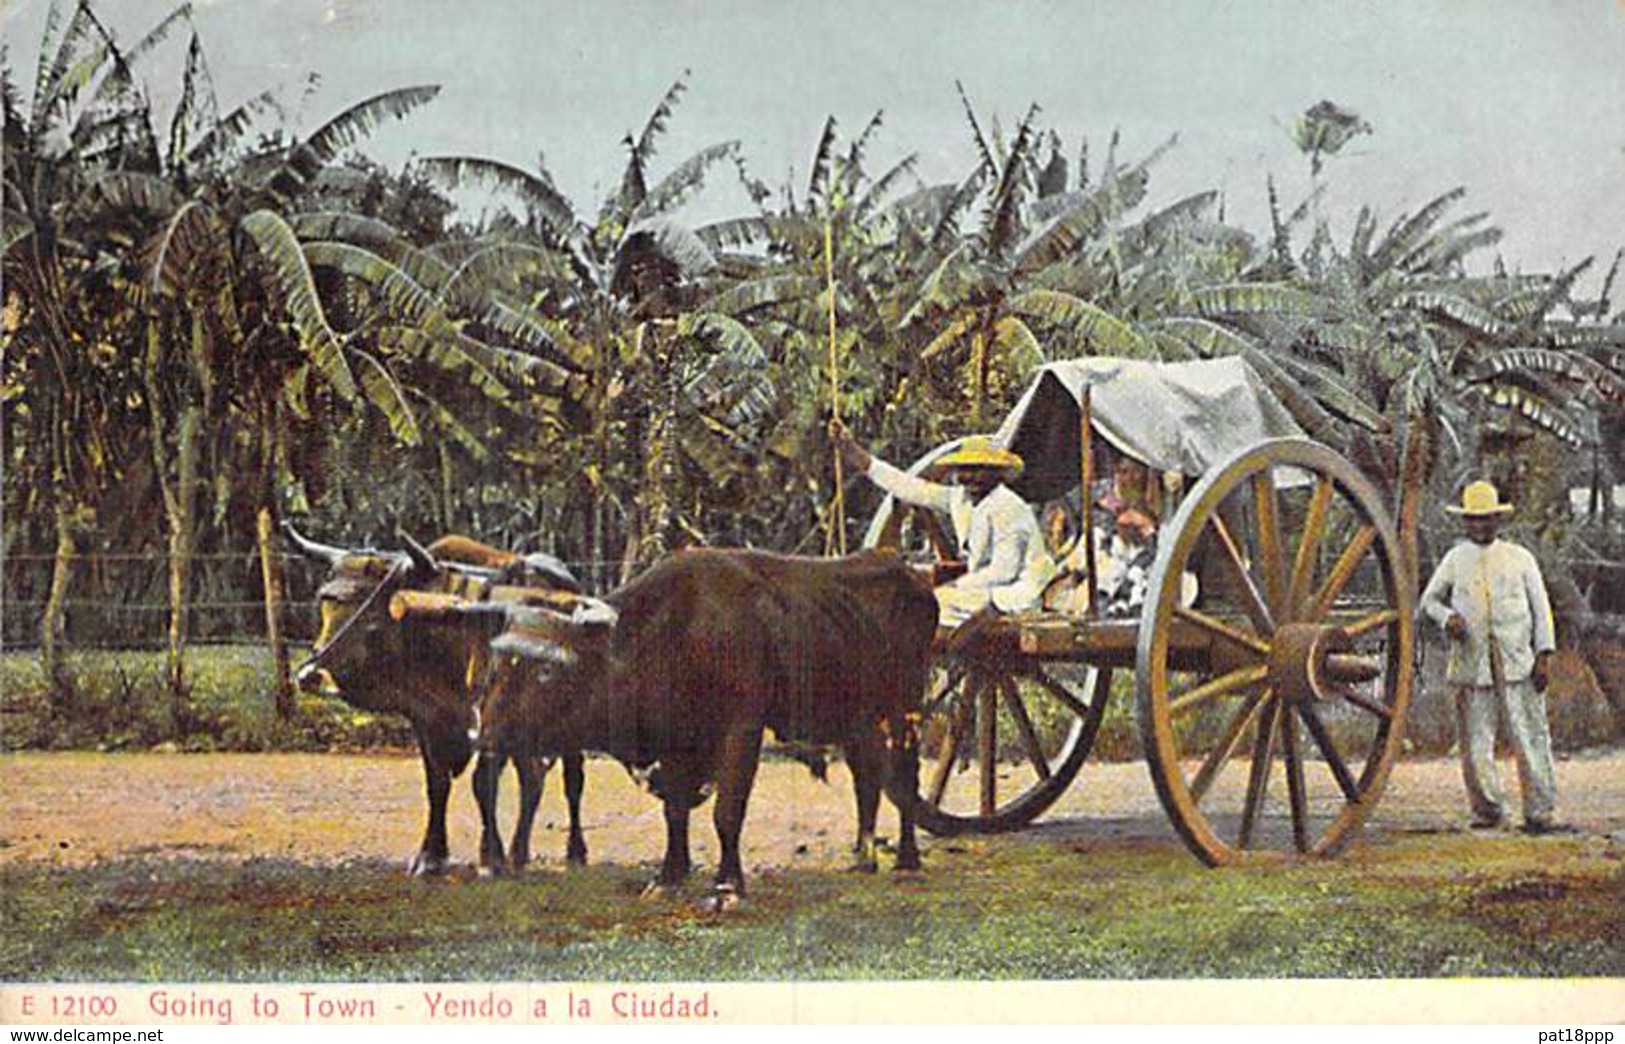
left=0, top=647, right=412, bottom=752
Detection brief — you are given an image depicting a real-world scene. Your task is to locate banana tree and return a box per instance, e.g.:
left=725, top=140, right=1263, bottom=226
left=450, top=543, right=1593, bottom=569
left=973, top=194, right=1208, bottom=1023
left=414, top=74, right=772, bottom=583
left=1, top=1, right=193, bottom=705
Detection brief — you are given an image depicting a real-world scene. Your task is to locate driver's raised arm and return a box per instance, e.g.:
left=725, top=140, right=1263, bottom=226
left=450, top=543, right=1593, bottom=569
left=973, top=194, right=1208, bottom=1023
left=830, top=419, right=956, bottom=513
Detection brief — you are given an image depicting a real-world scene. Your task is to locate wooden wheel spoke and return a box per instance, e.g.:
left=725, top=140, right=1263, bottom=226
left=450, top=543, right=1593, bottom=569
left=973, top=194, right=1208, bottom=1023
left=924, top=664, right=968, bottom=713
left=1209, top=514, right=1276, bottom=635
left=999, top=678, right=1051, bottom=781
left=1341, top=607, right=1400, bottom=639
left=1297, top=704, right=1361, bottom=803
left=1238, top=696, right=1282, bottom=849
left=1338, top=686, right=1395, bottom=721
left=1168, top=664, right=1270, bottom=717
left=1288, top=476, right=1334, bottom=619
left=1306, top=524, right=1377, bottom=622
left=1252, top=471, right=1287, bottom=616
left=928, top=678, right=974, bottom=805
left=1023, top=665, right=1096, bottom=720
left=1281, top=706, right=1310, bottom=852
left=1175, top=604, right=1270, bottom=658
left=977, top=677, right=997, bottom=816
left=1189, top=689, right=1267, bottom=805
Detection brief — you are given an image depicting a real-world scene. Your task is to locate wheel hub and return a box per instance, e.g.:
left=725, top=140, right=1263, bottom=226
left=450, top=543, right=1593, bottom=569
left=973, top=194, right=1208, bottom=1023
left=1269, top=622, right=1349, bottom=704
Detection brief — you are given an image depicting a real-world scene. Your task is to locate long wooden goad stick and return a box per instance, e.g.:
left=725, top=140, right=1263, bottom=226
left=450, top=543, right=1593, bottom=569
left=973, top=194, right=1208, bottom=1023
left=826, top=218, right=847, bottom=556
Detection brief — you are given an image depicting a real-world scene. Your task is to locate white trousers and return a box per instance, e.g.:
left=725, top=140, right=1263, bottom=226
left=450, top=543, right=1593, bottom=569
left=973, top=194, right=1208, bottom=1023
left=1453, top=678, right=1558, bottom=825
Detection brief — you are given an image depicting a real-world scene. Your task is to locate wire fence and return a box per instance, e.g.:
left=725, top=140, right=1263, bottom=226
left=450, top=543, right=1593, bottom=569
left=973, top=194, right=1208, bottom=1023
left=5, top=547, right=1623, bottom=653
left=2, top=552, right=326, bottom=652
left=2, top=550, right=630, bottom=652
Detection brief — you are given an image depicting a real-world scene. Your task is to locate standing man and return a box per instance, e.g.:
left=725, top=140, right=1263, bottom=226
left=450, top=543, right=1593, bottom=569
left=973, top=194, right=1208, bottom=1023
left=830, top=420, right=1053, bottom=629
left=1420, top=480, right=1573, bottom=835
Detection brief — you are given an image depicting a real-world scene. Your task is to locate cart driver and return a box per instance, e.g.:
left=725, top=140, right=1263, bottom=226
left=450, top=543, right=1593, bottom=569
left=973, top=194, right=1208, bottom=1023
left=830, top=419, right=1054, bottom=629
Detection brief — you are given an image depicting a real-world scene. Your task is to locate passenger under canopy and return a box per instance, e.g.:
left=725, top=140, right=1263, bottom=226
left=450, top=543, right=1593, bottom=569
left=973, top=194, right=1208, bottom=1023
left=992, top=356, right=1305, bottom=501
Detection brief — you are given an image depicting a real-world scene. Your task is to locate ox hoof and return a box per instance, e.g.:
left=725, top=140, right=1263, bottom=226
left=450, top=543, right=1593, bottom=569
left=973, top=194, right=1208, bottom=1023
left=409, top=853, right=451, bottom=877
left=703, top=885, right=743, bottom=913
left=845, top=859, right=880, bottom=874
left=477, top=863, right=504, bottom=879
left=641, top=881, right=681, bottom=901
left=892, top=859, right=923, bottom=876
left=566, top=841, right=589, bottom=866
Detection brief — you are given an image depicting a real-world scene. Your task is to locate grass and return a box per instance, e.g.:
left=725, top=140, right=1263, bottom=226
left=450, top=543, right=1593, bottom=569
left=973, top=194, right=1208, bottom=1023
left=3, top=832, right=1621, bottom=981
left=0, top=647, right=413, bottom=752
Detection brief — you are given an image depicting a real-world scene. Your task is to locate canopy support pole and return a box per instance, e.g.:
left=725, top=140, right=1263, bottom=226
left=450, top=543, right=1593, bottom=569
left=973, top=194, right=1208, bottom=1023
left=1080, top=387, right=1098, bottom=618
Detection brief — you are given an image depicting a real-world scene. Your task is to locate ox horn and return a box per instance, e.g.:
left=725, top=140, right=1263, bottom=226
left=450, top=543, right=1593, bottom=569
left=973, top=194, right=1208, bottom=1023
left=398, top=529, right=440, bottom=575
left=279, top=521, right=347, bottom=565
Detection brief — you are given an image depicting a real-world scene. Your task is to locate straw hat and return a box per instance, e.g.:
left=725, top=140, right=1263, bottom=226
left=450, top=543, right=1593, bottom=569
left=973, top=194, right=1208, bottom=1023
left=938, top=435, right=1024, bottom=476
left=1446, top=480, right=1514, bottom=516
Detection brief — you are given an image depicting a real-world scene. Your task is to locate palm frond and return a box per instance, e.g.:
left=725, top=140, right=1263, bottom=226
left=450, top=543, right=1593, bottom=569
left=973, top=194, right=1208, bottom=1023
left=147, top=198, right=227, bottom=295
left=694, top=214, right=789, bottom=251
left=350, top=347, right=419, bottom=444
left=1392, top=289, right=1510, bottom=339
left=184, top=89, right=276, bottom=174
left=954, top=81, right=997, bottom=178
left=1270, top=351, right=1392, bottom=432
left=271, top=85, right=441, bottom=197
left=634, top=140, right=739, bottom=223
left=165, top=32, right=210, bottom=175
left=612, top=72, right=689, bottom=222
left=482, top=299, right=590, bottom=371
left=1191, top=282, right=1325, bottom=320
left=32, top=0, right=97, bottom=131
left=415, top=154, right=574, bottom=237
left=1239, top=346, right=1346, bottom=446
left=930, top=166, right=988, bottom=251
left=983, top=103, right=1042, bottom=261
left=1007, top=288, right=1147, bottom=357
left=704, top=274, right=825, bottom=317
left=81, top=171, right=181, bottom=217
left=438, top=241, right=574, bottom=305
left=807, top=115, right=839, bottom=209
left=1472, top=346, right=1625, bottom=402
left=918, top=312, right=978, bottom=362
left=1369, top=186, right=1467, bottom=275
left=678, top=312, right=776, bottom=426
left=902, top=242, right=977, bottom=327
left=990, top=314, right=1046, bottom=369
left=289, top=211, right=408, bottom=250
left=838, top=110, right=886, bottom=203
left=1476, top=382, right=1586, bottom=446
left=854, top=152, right=921, bottom=222
left=240, top=208, right=356, bottom=400
left=1148, top=316, right=1259, bottom=359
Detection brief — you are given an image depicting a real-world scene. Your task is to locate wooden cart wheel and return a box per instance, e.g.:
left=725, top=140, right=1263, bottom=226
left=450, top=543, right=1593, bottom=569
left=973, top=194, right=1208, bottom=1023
left=863, top=437, right=1106, bottom=835
left=913, top=657, right=1110, bottom=836
left=1135, top=439, right=1414, bottom=865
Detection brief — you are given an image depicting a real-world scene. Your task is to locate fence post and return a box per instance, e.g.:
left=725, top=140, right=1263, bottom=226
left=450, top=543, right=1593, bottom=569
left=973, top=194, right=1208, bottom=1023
left=258, top=507, right=296, bottom=720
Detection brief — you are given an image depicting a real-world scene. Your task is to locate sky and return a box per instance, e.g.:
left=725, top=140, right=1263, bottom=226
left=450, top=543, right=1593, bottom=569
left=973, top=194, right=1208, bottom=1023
left=5, top=0, right=1624, bottom=285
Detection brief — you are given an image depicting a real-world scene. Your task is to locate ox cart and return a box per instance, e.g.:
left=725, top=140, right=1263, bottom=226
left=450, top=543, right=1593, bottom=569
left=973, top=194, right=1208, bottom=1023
left=864, top=357, right=1415, bottom=866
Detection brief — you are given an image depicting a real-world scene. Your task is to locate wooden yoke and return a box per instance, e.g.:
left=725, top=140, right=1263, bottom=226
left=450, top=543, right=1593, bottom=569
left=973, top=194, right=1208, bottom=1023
left=389, top=586, right=583, bottom=622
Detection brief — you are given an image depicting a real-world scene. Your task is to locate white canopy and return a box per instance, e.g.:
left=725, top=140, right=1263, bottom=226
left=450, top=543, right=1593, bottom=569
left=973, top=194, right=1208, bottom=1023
left=992, top=357, right=1305, bottom=501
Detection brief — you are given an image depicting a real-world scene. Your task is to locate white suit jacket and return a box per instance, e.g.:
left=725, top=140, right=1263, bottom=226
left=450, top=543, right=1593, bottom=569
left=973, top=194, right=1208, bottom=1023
left=1420, top=538, right=1556, bottom=686
left=868, top=459, right=1054, bottom=612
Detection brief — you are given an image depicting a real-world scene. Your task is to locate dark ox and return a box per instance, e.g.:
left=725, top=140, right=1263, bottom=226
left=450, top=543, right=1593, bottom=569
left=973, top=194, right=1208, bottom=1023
left=282, top=523, right=587, bottom=875
left=475, top=548, right=938, bottom=905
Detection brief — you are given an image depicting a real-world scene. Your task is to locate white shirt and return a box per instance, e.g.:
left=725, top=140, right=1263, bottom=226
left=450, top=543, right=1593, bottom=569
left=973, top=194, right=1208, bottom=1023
left=1420, top=538, right=1555, bottom=687
left=867, top=458, right=1055, bottom=613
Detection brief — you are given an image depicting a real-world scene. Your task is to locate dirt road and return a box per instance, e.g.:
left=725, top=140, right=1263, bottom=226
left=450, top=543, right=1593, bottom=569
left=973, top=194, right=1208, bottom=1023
left=4, top=748, right=1623, bottom=871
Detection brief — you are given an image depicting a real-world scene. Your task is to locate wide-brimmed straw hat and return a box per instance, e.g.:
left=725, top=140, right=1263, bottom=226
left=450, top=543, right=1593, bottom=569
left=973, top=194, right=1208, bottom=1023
left=1446, top=480, right=1513, bottom=516
left=938, top=435, right=1023, bottom=477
